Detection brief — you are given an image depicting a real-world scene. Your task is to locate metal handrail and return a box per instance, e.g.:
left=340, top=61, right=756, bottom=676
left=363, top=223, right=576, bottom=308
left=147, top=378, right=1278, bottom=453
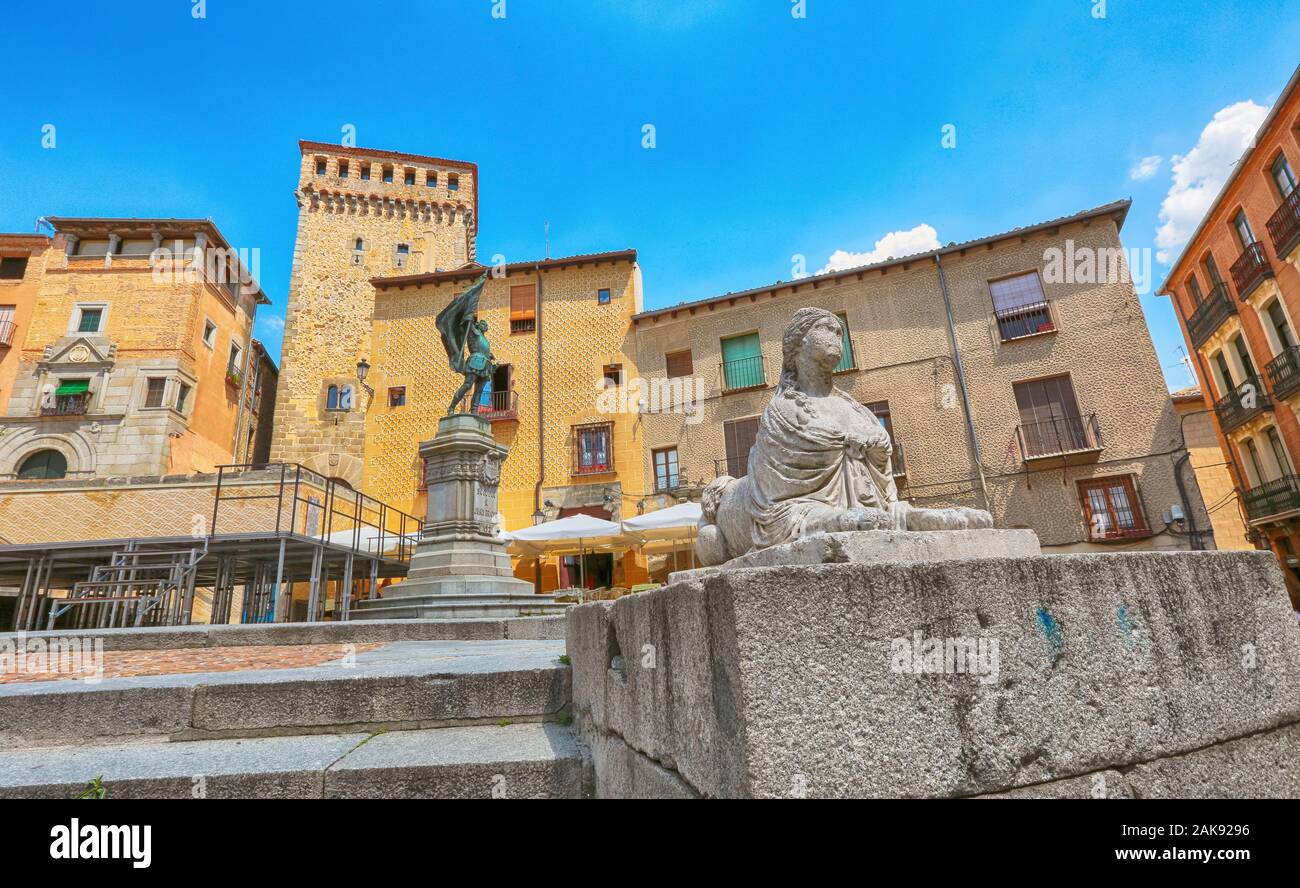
left=1016, top=413, right=1103, bottom=460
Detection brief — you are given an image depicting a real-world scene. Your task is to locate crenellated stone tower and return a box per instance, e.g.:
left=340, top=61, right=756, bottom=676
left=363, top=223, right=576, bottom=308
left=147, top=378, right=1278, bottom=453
left=269, top=141, right=477, bottom=487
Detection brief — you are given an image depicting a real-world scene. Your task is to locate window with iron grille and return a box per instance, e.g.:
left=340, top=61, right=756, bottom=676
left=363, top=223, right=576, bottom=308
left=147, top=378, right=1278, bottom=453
left=510, top=283, right=536, bottom=334
left=989, top=271, right=1053, bottom=341
left=1078, top=475, right=1148, bottom=541
left=574, top=423, right=613, bottom=474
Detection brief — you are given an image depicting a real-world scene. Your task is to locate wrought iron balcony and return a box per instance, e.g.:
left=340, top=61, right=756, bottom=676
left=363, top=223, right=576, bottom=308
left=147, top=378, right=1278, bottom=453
left=720, top=355, right=766, bottom=392
left=715, top=455, right=749, bottom=478
left=1267, top=189, right=1300, bottom=260
left=1243, top=474, right=1300, bottom=523
left=994, top=301, right=1055, bottom=342
left=1213, top=376, right=1272, bottom=432
left=463, top=388, right=518, bottom=422
left=1229, top=241, right=1273, bottom=300
left=41, top=393, right=90, bottom=417
left=1265, top=345, right=1300, bottom=401
left=1185, top=282, right=1236, bottom=348
left=0, top=320, right=15, bottom=347
left=1016, top=413, right=1103, bottom=463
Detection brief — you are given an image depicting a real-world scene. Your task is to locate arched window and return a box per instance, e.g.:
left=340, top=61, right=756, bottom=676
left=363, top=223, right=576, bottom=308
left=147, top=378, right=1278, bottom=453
left=354, top=238, right=365, bottom=251
left=326, top=384, right=339, bottom=410
left=18, top=449, right=67, bottom=480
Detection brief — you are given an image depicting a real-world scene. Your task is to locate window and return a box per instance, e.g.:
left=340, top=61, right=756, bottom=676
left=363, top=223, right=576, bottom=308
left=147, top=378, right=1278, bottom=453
left=1271, top=154, right=1297, bottom=200
left=388, top=386, right=407, bottom=407
left=315, top=158, right=327, bottom=176
left=176, top=382, right=191, bottom=413
left=360, top=164, right=371, bottom=181
left=0, top=256, right=28, bottom=280
left=1185, top=275, right=1203, bottom=303
left=202, top=319, right=217, bottom=348
left=382, top=165, right=394, bottom=184
left=1204, top=253, right=1224, bottom=287
left=0, top=304, right=14, bottom=345
left=989, top=271, right=1053, bottom=341
left=653, top=447, right=680, bottom=492
left=448, top=173, right=459, bottom=191
left=865, top=400, right=905, bottom=476
left=834, top=312, right=855, bottom=371
left=603, top=364, right=623, bottom=387
left=1267, top=426, right=1293, bottom=477
left=510, top=283, right=536, bottom=334
left=1267, top=300, right=1298, bottom=351
left=17, top=449, right=67, bottom=480
left=665, top=350, right=693, bottom=379
left=426, top=170, right=438, bottom=188
left=597, top=288, right=611, bottom=305
left=76, top=240, right=111, bottom=257
left=1079, top=476, right=1148, bottom=541
left=338, top=160, right=349, bottom=178
left=228, top=342, right=243, bottom=373
left=721, top=332, right=763, bottom=390
left=1013, top=375, right=1092, bottom=457
left=1233, top=209, right=1257, bottom=249
left=144, top=377, right=167, bottom=408
left=404, top=169, right=416, bottom=186
left=394, top=243, right=409, bottom=268
left=76, top=306, right=104, bottom=333
left=722, top=416, right=760, bottom=477
left=573, top=423, right=612, bottom=474
left=46, top=379, right=90, bottom=416
left=1243, top=438, right=1265, bottom=486
left=327, top=384, right=339, bottom=410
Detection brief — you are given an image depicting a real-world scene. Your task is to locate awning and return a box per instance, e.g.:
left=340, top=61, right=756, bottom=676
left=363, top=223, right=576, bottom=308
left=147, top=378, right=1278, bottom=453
left=54, top=379, right=89, bottom=396
left=621, top=502, right=702, bottom=542
left=501, top=513, right=628, bottom=557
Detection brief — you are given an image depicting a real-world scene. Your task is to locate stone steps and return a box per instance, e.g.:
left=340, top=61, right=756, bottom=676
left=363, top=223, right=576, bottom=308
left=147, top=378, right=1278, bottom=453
left=351, top=594, right=571, bottom=621
left=0, top=722, right=585, bottom=799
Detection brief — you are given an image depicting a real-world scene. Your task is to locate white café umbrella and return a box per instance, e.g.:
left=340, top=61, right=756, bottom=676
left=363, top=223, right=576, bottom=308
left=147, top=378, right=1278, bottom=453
left=502, top=513, right=628, bottom=590
left=621, top=501, right=703, bottom=572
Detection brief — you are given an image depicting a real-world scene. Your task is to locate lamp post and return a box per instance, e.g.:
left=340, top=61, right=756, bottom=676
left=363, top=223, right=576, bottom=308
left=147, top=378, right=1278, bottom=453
left=356, top=358, right=373, bottom=401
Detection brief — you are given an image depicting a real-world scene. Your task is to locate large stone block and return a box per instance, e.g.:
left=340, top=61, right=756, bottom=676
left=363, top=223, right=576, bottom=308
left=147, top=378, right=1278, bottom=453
left=569, top=548, right=1300, bottom=798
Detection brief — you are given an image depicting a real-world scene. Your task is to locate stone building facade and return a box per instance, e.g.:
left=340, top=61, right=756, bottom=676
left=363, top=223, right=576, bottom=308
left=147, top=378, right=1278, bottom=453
left=0, top=218, right=269, bottom=482
left=634, top=200, right=1214, bottom=554
left=270, top=142, right=479, bottom=486
left=1160, top=64, right=1300, bottom=605
left=1171, top=386, right=1252, bottom=552
left=366, top=251, right=649, bottom=590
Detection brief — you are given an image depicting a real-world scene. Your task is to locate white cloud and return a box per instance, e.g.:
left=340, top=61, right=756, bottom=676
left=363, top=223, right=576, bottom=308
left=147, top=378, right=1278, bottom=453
left=1129, top=155, right=1163, bottom=181
left=818, top=223, right=941, bottom=274
left=259, top=314, right=285, bottom=332
left=1154, top=100, right=1268, bottom=263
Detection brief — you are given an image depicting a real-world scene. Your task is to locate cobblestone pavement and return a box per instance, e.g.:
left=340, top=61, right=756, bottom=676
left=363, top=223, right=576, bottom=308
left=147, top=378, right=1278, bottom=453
left=0, top=643, right=383, bottom=684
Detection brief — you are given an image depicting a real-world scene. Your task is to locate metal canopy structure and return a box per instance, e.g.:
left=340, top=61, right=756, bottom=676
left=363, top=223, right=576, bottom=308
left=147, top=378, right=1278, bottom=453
left=1, top=464, right=420, bottom=631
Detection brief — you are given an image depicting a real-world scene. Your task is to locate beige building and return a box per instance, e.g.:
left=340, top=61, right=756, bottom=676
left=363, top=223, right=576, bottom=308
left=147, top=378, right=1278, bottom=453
left=270, top=142, right=479, bottom=487
left=634, top=200, right=1215, bottom=552
left=1171, top=386, right=1252, bottom=551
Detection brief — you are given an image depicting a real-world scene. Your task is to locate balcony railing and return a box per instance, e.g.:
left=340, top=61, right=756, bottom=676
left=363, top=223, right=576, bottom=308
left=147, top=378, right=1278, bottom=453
left=0, top=320, right=15, bottom=347
left=461, top=388, right=518, bottom=422
left=721, top=355, right=766, bottom=392
left=1185, top=282, right=1236, bottom=348
left=1229, top=241, right=1273, bottom=300
left=1213, top=375, right=1272, bottom=432
left=1266, top=189, right=1300, bottom=260
left=41, top=393, right=91, bottom=417
left=715, top=455, right=749, bottom=478
left=1265, top=345, right=1300, bottom=401
left=1243, top=474, right=1300, bottom=523
left=1016, top=413, right=1103, bottom=462
left=994, top=301, right=1055, bottom=342
left=891, top=439, right=907, bottom=478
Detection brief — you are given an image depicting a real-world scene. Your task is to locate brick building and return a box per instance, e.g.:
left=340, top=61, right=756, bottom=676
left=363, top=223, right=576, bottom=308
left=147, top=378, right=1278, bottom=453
left=0, top=218, right=270, bottom=481
left=634, top=200, right=1215, bottom=553
left=270, top=142, right=478, bottom=486
left=366, top=251, right=649, bottom=591
left=1160, top=64, right=1300, bottom=604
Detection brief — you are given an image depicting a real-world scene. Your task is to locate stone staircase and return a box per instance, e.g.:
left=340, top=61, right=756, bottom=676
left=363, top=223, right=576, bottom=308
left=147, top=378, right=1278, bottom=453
left=0, top=619, right=585, bottom=799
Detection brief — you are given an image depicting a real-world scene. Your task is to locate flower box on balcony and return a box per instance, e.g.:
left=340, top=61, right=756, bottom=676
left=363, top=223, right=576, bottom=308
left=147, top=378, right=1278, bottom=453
left=226, top=369, right=243, bottom=389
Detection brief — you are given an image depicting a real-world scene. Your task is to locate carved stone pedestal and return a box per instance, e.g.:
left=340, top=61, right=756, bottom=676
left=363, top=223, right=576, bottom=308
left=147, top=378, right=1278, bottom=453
left=352, top=414, right=569, bottom=620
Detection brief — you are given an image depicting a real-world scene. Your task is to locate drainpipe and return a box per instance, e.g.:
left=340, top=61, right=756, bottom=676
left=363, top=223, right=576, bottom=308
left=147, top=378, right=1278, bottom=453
left=933, top=254, right=991, bottom=511
left=533, top=265, right=546, bottom=592
left=1172, top=449, right=1204, bottom=550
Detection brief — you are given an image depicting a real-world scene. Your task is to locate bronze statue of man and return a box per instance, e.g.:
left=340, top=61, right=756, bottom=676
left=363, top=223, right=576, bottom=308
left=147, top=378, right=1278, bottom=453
left=435, top=272, right=496, bottom=415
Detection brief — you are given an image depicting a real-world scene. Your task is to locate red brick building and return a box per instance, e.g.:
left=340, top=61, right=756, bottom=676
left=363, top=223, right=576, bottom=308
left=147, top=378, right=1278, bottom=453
left=1161, top=64, right=1300, bottom=606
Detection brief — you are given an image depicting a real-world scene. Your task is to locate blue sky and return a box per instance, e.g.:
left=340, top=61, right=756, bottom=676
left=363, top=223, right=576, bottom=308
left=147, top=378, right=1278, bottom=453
left=1, top=0, right=1297, bottom=390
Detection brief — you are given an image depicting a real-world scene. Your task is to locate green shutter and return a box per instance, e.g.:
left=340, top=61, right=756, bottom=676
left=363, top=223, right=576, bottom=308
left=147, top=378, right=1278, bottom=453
left=721, top=333, right=763, bottom=390
left=54, top=379, right=90, bottom=396
left=835, top=314, right=855, bottom=372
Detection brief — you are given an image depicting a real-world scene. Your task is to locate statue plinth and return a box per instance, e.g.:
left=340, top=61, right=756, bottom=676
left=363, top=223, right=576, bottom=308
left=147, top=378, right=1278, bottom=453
left=352, top=414, right=569, bottom=620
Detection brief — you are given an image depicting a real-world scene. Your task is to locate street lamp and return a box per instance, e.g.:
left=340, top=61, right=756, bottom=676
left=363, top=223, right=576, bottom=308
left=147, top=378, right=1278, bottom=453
left=532, top=508, right=545, bottom=525
left=356, top=358, right=370, bottom=383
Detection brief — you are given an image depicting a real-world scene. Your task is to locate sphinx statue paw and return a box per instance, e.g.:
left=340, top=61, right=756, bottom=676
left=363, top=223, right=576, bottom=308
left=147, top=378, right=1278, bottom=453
left=906, top=506, right=994, bottom=531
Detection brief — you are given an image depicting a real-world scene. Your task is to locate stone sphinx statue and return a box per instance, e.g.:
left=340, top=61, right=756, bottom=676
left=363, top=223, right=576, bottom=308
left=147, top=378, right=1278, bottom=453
left=696, top=307, right=993, bottom=567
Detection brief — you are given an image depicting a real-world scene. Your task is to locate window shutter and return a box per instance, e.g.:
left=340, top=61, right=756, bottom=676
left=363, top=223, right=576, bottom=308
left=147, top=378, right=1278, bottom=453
left=510, top=284, right=536, bottom=320
left=665, top=350, right=693, bottom=378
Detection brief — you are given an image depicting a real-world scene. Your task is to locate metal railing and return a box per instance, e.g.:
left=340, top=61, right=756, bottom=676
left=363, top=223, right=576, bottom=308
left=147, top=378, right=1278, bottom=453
left=211, top=463, right=419, bottom=562
left=715, top=455, right=749, bottom=478
left=1016, top=413, right=1103, bottom=461
left=721, top=355, right=766, bottom=392
left=0, top=320, right=15, bottom=347
left=1229, top=241, right=1273, bottom=300
left=1213, top=376, right=1272, bottom=433
left=994, top=301, right=1055, bottom=342
left=1266, top=188, right=1300, bottom=260
left=41, top=393, right=90, bottom=416
left=891, top=439, right=907, bottom=478
left=459, top=388, right=518, bottom=421
left=1265, top=345, right=1300, bottom=401
left=1186, top=282, right=1236, bottom=348
left=1243, top=474, right=1300, bottom=522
